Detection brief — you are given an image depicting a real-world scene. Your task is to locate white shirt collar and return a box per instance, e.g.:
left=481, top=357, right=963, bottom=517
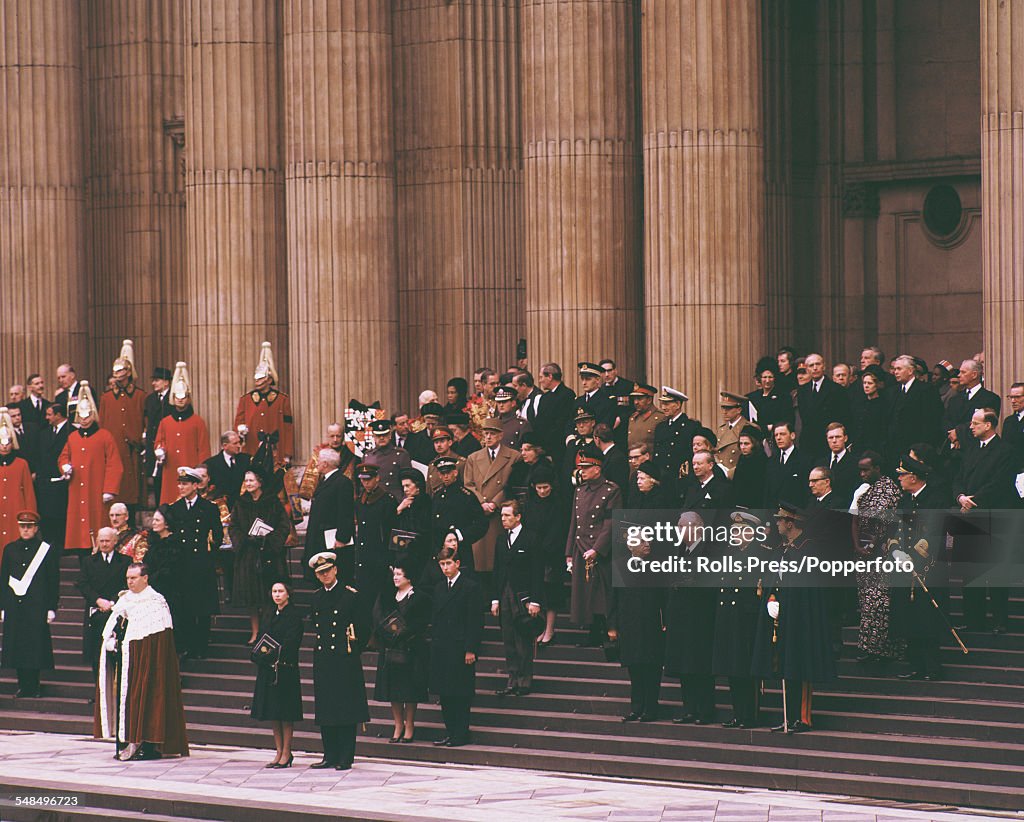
left=324, top=580, right=338, bottom=591
left=967, top=384, right=981, bottom=400
left=322, top=468, right=339, bottom=480
left=396, top=586, right=414, bottom=602
left=781, top=444, right=794, bottom=459
left=911, top=484, right=927, bottom=499
left=903, top=376, right=916, bottom=391
left=447, top=572, right=461, bottom=587
left=508, top=523, right=523, bottom=542
left=980, top=434, right=997, bottom=447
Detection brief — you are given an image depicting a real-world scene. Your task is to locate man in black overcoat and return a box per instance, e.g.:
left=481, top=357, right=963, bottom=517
left=429, top=546, right=485, bottom=747
left=166, top=467, right=222, bottom=659
left=307, top=551, right=371, bottom=770
left=0, top=511, right=60, bottom=697
left=763, top=422, right=810, bottom=509
left=795, top=353, right=849, bottom=460
left=952, top=408, right=1015, bottom=633
left=34, top=402, right=72, bottom=551
left=203, top=431, right=250, bottom=509
left=888, top=355, right=944, bottom=464
left=652, top=386, right=701, bottom=500
left=303, top=448, right=356, bottom=580
left=491, top=501, right=544, bottom=696
left=77, top=526, right=131, bottom=676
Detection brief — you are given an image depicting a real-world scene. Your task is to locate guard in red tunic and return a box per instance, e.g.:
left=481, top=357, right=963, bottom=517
left=153, top=363, right=211, bottom=506
left=233, top=341, right=294, bottom=465
left=59, top=383, right=124, bottom=552
left=99, top=340, right=147, bottom=511
left=0, top=409, right=37, bottom=559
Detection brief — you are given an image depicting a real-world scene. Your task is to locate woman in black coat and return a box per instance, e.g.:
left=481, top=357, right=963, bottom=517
left=731, top=428, right=768, bottom=508
left=522, top=464, right=569, bottom=646
left=142, top=506, right=185, bottom=627
left=251, top=581, right=303, bottom=767
left=372, top=563, right=431, bottom=743
left=229, top=469, right=291, bottom=644
left=608, top=462, right=670, bottom=721
left=849, top=366, right=892, bottom=457
left=394, top=470, right=433, bottom=583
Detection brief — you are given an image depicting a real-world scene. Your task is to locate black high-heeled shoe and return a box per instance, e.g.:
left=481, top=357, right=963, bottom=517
left=272, top=754, right=293, bottom=768
left=400, top=733, right=415, bottom=743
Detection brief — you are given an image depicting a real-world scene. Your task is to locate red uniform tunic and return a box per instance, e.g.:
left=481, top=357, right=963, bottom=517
left=0, top=454, right=37, bottom=559
left=59, top=425, right=124, bottom=551
left=99, top=384, right=147, bottom=505
left=234, top=389, right=293, bottom=460
left=154, top=408, right=211, bottom=505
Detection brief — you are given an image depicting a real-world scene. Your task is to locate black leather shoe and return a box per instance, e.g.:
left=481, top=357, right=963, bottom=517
left=693, top=717, right=713, bottom=726
left=897, top=670, right=924, bottom=680
left=309, top=759, right=335, bottom=769
left=495, top=686, right=515, bottom=697
left=445, top=737, right=469, bottom=748
left=788, top=720, right=812, bottom=733
left=335, top=762, right=352, bottom=771
left=769, top=723, right=788, bottom=732
left=513, top=687, right=531, bottom=696
left=638, top=712, right=659, bottom=722
left=129, top=746, right=161, bottom=761
left=432, top=737, right=451, bottom=747
left=722, top=719, right=740, bottom=728
left=621, top=711, right=641, bottom=722
left=672, top=714, right=696, bottom=725
left=992, top=624, right=1007, bottom=635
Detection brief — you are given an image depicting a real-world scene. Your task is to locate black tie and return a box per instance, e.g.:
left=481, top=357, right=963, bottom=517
left=780, top=453, right=787, bottom=466
left=507, top=530, right=514, bottom=548
left=830, top=454, right=837, bottom=468
left=489, top=449, right=496, bottom=462
left=448, top=579, right=454, bottom=590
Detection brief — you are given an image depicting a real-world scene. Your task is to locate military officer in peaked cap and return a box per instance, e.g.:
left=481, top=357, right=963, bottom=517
left=716, top=391, right=757, bottom=478
left=307, top=551, right=370, bottom=770
left=363, top=419, right=413, bottom=502
left=563, top=407, right=597, bottom=485
left=494, top=385, right=532, bottom=450
left=430, top=456, right=487, bottom=576
left=565, top=445, right=622, bottom=647
left=653, top=386, right=702, bottom=499
left=573, top=363, right=617, bottom=430
left=627, top=383, right=666, bottom=454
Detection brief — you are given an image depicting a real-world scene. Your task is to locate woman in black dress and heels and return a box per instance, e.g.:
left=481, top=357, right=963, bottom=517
left=522, top=465, right=568, bottom=647
left=372, top=564, right=430, bottom=743
left=250, top=581, right=304, bottom=767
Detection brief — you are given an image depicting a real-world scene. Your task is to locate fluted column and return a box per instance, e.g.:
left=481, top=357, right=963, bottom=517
left=86, top=0, right=185, bottom=380
left=762, top=0, right=794, bottom=350
left=0, top=0, right=87, bottom=383
left=642, top=0, right=765, bottom=426
left=981, top=0, right=1024, bottom=394
left=284, top=0, right=398, bottom=456
left=184, top=1, right=287, bottom=441
left=521, top=0, right=642, bottom=379
left=394, top=1, right=523, bottom=408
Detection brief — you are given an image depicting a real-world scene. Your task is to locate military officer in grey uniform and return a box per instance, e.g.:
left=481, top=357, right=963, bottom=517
left=494, top=385, right=532, bottom=450
left=363, top=419, right=413, bottom=502
left=565, top=445, right=622, bottom=647
left=307, top=551, right=371, bottom=770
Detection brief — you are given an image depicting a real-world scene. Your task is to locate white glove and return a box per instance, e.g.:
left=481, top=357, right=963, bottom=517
left=102, top=493, right=115, bottom=503
left=154, top=447, right=166, bottom=459
left=47, top=610, right=56, bottom=623
left=766, top=600, right=780, bottom=620
left=62, top=463, right=73, bottom=477
left=237, top=425, right=249, bottom=436
left=104, top=636, right=117, bottom=652
left=0, top=611, right=4, bottom=622
left=891, top=548, right=911, bottom=565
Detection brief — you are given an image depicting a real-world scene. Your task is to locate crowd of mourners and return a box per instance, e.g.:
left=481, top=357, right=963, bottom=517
left=0, top=340, right=1021, bottom=764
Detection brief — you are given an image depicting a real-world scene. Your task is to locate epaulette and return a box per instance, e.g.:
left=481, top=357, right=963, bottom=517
left=410, top=418, right=427, bottom=433
left=345, top=584, right=358, bottom=593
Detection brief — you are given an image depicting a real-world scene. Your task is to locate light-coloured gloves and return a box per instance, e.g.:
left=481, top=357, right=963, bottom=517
left=767, top=600, right=780, bottom=620
left=47, top=610, right=56, bottom=623
left=102, top=493, right=114, bottom=503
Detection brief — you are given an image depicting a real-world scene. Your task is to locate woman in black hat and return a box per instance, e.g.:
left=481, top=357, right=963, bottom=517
left=394, top=469, right=432, bottom=582
left=523, top=464, right=568, bottom=647
left=250, top=580, right=303, bottom=767
left=372, top=562, right=431, bottom=743
left=732, top=426, right=768, bottom=508
left=229, top=467, right=290, bottom=644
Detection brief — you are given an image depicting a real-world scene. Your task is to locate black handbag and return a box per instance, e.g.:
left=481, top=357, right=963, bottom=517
left=379, top=611, right=410, bottom=665
left=390, top=529, right=419, bottom=552
left=250, top=633, right=282, bottom=668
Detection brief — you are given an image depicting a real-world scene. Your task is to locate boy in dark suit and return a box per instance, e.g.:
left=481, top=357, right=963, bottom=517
left=429, top=546, right=485, bottom=747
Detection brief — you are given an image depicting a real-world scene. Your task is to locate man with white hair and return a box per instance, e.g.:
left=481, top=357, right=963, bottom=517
left=888, top=354, right=944, bottom=462
left=109, top=502, right=145, bottom=560
left=78, top=526, right=131, bottom=675
left=302, top=449, right=355, bottom=579
left=943, top=358, right=1000, bottom=457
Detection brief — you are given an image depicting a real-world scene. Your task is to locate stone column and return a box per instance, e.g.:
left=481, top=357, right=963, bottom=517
left=184, top=0, right=287, bottom=441
left=394, top=0, right=523, bottom=408
left=981, top=0, right=1024, bottom=393
left=642, top=0, right=765, bottom=426
left=284, top=0, right=398, bottom=456
left=0, top=0, right=87, bottom=383
left=86, top=0, right=186, bottom=380
left=521, top=0, right=643, bottom=380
